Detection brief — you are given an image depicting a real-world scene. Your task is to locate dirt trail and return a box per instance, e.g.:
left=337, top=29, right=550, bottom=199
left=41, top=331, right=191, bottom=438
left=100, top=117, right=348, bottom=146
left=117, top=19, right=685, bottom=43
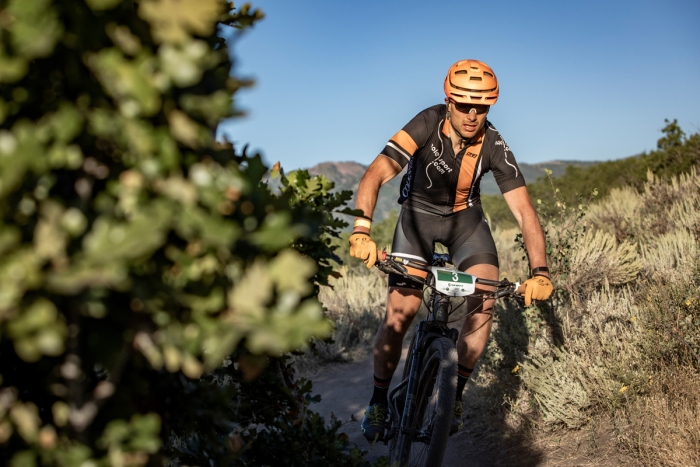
left=310, top=351, right=504, bottom=466
left=310, top=353, right=634, bottom=467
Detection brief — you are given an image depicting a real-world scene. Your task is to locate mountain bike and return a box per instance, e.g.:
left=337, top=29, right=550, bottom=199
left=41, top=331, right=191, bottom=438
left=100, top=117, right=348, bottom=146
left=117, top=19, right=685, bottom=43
left=374, top=251, right=524, bottom=467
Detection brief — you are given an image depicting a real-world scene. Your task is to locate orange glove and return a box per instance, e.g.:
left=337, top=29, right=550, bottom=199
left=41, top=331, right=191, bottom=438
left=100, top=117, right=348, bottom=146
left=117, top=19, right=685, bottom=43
left=349, top=233, right=377, bottom=268
left=522, top=275, right=553, bottom=306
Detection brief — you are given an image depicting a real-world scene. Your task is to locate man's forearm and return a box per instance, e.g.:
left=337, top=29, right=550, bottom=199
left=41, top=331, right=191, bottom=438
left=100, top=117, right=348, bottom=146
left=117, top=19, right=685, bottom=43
left=355, top=174, right=381, bottom=220
left=354, top=156, right=401, bottom=221
left=503, top=187, right=550, bottom=278
left=519, top=211, right=549, bottom=277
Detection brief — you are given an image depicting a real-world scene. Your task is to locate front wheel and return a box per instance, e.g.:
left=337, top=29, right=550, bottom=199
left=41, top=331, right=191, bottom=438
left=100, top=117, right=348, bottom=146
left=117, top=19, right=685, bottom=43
left=390, top=336, right=457, bottom=467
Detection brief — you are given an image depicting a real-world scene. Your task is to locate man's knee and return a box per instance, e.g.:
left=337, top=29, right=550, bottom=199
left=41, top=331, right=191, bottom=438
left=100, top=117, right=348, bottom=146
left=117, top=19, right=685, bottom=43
left=384, top=309, right=415, bottom=334
left=384, top=287, right=422, bottom=334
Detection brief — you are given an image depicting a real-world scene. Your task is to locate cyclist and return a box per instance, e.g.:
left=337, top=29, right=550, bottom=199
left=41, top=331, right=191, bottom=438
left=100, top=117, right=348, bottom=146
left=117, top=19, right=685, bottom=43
left=349, top=59, right=553, bottom=441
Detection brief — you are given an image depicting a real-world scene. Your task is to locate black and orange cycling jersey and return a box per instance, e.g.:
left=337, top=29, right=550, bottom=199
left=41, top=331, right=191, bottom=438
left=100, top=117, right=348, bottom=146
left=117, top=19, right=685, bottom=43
left=381, top=104, right=525, bottom=216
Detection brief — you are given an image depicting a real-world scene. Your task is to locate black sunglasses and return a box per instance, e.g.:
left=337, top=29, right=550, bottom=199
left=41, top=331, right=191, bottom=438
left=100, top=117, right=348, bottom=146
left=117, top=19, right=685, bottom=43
left=450, top=100, right=489, bottom=115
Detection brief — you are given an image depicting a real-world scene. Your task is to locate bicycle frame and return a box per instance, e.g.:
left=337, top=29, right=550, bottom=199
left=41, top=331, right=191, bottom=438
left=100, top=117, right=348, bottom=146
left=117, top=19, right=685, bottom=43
left=376, top=253, right=523, bottom=455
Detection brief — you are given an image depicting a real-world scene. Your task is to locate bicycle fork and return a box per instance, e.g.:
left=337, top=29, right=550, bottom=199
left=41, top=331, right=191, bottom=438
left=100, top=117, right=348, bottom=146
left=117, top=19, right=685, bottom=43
left=398, top=321, right=427, bottom=439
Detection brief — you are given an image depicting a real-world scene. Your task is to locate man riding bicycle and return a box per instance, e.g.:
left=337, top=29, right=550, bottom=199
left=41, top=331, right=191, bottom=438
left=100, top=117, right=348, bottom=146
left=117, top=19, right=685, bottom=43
left=349, top=59, right=554, bottom=441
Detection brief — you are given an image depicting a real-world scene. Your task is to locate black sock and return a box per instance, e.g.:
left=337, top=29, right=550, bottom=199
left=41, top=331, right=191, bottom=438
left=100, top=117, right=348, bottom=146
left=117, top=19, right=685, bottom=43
left=456, top=364, right=473, bottom=400
left=369, top=375, right=392, bottom=406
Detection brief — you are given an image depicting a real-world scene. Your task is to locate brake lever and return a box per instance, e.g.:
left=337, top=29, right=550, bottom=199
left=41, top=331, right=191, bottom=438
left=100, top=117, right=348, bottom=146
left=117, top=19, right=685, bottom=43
left=375, top=252, right=410, bottom=278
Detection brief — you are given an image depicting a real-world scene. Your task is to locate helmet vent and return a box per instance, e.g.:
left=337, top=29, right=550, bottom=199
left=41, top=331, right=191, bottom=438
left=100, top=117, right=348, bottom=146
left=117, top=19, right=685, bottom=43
left=455, top=70, right=468, bottom=75
left=470, top=77, right=482, bottom=81
left=483, top=71, right=493, bottom=77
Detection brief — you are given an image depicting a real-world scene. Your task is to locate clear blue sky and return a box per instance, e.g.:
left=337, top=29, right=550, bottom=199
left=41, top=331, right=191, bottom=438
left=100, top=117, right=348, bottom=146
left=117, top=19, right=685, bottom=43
left=218, top=0, right=700, bottom=171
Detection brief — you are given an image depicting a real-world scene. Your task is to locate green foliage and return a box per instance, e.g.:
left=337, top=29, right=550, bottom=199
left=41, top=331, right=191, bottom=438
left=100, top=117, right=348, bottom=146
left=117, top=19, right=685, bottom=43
left=517, top=169, right=597, bottom=292
left=526, top=122, right=699, bottom=220
left=482, top=122, right=699, bottom=230
left=481, top=194, right=517, bottom=229
left=642, top=261, right=700, bottom=369
left=657, top=118, right=685, bottom=151
left=276, top=167, right=355, bottom=288
left=168, top=354, right=369, bottom=466
left=0, top=1, right=363, bottom=465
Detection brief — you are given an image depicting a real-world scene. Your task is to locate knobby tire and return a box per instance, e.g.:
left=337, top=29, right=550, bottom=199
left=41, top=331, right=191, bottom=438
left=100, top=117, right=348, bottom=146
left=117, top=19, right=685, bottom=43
left=390, top=336, right=457, bottom=467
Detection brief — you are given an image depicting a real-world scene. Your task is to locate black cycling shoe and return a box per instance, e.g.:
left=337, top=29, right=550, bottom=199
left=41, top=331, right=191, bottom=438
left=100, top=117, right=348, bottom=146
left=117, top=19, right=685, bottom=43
left=361, top=403, right=388, bottom=441
left=450, top=399, right=463, bottom=435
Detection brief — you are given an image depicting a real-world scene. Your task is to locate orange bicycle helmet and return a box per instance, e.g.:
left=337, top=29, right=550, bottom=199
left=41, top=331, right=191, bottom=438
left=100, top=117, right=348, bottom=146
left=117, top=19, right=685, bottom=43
left=444, top=60, right=499, bottom=105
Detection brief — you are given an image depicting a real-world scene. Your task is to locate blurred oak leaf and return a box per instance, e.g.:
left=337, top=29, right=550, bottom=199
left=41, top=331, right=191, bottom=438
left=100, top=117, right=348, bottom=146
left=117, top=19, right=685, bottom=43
left=139, top=0, right=224, bottom=44
left=34, top=200, right=67, bottom=261
left=98, top=413, right=161, bottom=453
left=168, top=109, right=202, bottom=148
left=9, top=401, right=40, bottom=443
left=0, top=249, right=43, bottom=314
left=0, top=53, right=28, bottom=84
left=7, top=0, right=63, bottom=59
left=0, top=225, right=21, bottom=258
left=180, top=91, right=232, bottom=126
left=249, top=212, right=307, bottom=251
left=229, top=260, right=273, bottom=318
left=85, top=49, right=162, bottom=117
left=154, top=175, right=198, bottom=206
left=181, top=353, right=203, bottom=379
left=106, top=23, right=143, bottom=55
left=269, top=249, right=315, bottom=296
left=245, top=299, right=330, bottom=356
left=7, top=298, right=67, bottom=362
left=159, top=41, right=209, bottom=87
left=82, top=205, right=171, bottom=264
left=45, top=261, right=130, bottom=295
left=39, top=102, right=83, bottom=144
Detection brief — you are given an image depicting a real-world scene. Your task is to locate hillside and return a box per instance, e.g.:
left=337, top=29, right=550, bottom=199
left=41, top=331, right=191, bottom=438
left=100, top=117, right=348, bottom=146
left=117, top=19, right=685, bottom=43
left=307, top=159, right=597, bottom=221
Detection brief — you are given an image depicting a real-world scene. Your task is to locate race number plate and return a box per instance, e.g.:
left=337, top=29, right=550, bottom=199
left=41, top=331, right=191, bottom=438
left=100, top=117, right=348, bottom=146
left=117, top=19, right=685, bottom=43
left=431, top=267, right=476, bottom=297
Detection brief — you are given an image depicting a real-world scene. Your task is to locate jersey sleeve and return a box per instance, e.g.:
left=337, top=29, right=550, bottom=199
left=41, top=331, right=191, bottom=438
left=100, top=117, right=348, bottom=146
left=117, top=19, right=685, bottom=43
left=380, top=107, right=436, bottom=169
left=487, top=126, right=526, bottom=194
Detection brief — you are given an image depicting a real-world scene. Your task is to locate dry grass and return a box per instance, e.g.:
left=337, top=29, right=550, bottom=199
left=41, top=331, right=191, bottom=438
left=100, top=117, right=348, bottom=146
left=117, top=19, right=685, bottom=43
left=305, top=168, right=700, bottom=464
left=510, top=169, right=700, bottom=465
left=467, top=168, right=700, bottom=463
left=617, top=366, right=700, bottom=467
left=294, top=266, right=387, bottom=375
left=492, top=226, right=529, bottom=281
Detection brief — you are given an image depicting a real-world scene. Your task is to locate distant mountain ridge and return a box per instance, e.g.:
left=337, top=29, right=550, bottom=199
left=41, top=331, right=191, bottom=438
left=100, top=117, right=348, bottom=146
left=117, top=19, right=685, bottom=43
left=307, top=159, right=598, bottom=221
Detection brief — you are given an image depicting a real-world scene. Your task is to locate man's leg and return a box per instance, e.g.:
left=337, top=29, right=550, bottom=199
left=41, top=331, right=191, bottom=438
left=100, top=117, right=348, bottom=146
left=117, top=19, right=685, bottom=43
left=452, top=263, right=499, bottom=433
left=362, top=285, right=423, bottom=441
left=374, top=287, right=424, bottom=378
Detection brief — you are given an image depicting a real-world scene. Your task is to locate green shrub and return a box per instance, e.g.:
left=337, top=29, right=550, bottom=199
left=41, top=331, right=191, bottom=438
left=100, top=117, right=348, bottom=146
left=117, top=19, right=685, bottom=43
left=0, top=1, right=366, bottom=465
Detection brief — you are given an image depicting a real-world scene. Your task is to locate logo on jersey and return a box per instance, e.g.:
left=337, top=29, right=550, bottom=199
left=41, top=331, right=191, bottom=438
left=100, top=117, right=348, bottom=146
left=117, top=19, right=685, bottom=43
left=430, top=145, right=453, bottom=174
left=466, top=151, right=478, bottom=158
left=401, top=158, right=414, bottom=199
left=425, top=120, right=453, bottom=189
left=495, top=137, right=518, bottom=177
left=425, top=143, right=452, bottom=188
left=494, top=139, right=511, bottom=153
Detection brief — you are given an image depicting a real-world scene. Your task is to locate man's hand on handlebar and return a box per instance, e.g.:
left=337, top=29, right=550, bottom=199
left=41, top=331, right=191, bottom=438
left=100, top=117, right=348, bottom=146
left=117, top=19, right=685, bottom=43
left=348, top=233, right=378, bottom=268
left=522, top=275, right=553, bottom=306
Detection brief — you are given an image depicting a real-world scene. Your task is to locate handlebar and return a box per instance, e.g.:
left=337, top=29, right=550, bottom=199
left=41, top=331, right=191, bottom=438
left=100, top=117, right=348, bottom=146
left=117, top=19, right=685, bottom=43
left=374, top=250, right=526, bottom=298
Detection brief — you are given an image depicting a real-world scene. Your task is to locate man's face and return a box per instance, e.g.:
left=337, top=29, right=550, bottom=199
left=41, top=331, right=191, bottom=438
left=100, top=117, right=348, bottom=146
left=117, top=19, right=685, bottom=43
left=447, top=99, right=490, bottom=139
